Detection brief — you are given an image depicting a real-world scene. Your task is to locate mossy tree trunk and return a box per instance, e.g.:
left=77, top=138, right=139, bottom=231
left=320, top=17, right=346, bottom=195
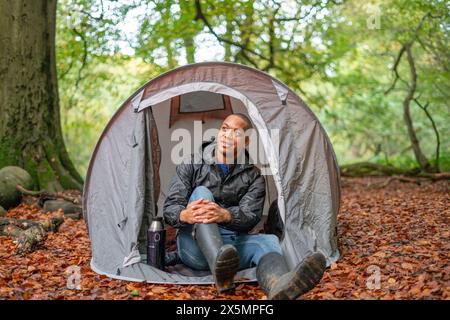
left=0, top=0, right=83, bottom=192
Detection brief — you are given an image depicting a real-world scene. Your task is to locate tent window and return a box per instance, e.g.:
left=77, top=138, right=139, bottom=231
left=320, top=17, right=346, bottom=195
left=169, top=91, right=233, bottom=128
left=180, top=91, right=225, bottom=113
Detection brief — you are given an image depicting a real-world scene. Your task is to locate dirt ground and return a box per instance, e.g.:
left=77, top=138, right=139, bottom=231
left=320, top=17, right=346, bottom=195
left=0, top=177, right=448, bottom=300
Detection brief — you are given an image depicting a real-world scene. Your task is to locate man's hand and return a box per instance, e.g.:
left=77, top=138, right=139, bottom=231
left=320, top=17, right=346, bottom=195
left=192, top=201, right=232, bottom=224
left=179, top=199, right=232, bottom=224
left=179, top=199, right=205, bottom=224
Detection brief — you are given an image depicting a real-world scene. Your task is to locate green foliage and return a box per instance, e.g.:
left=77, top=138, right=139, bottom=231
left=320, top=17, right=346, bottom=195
left=55, top=0, right=450, bottom=175
left=56, top=1, right=158, bottom=177
left=318, top=0, right=450, bottom=166
left=59, top=56, right=154, bottom=177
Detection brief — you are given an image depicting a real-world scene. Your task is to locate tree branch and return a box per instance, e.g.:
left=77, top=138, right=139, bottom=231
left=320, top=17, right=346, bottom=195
left=194, top=0, right=269, bottom=62
left=414, top=98, right=441, bottom=172
left=385, top=12, right=431, bottom=95
left=384, top=45, right=406, bottom=95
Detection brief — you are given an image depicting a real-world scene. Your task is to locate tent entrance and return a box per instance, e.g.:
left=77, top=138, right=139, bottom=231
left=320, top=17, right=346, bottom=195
left=137, top=82, right=287, bottom=225
left=149, top=93, right=279, bottom=219
left=137, top=90, right=283, bottom=277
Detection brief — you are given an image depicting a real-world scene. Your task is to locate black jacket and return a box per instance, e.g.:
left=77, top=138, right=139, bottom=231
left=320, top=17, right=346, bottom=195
left=163, top=140, right=266, bottom=233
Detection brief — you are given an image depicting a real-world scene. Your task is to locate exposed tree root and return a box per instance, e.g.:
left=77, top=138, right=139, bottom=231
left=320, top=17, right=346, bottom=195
left=16, top=184, right=80, bottom=204
left=0, top=216, right=64, bottom=255
left=340, top=162, right=449, bottom=179
left=340, top=162, right=413, bottom=177
left=369, top=176, right=423, bottom=189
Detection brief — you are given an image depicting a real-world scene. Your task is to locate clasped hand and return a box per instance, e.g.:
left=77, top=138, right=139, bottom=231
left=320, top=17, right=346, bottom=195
left=180, top=199, right=231, bottom=224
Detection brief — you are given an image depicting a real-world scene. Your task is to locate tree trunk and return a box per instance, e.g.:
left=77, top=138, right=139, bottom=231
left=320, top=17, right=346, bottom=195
left=179, top=0, right=196, bottom=64
left=403, top=45, right=432, bottom=173
left=163, top=1, right=177, bottom=68
left=0, top=0, right=83, bottom=192
left=224, top=8, right=234, bottom=61
left=235, top=1, right=255, bottom=65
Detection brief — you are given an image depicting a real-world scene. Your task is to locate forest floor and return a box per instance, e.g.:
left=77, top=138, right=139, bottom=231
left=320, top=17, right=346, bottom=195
left=0, top=177, right=449, bottom=300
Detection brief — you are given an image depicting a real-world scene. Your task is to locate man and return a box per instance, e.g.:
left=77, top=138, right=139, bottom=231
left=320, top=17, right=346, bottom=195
left=163, top=113, right=326, bottom=299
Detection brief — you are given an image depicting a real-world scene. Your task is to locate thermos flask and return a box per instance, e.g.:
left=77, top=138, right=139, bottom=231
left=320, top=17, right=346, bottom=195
left=147, top=216, right=166, bottom=270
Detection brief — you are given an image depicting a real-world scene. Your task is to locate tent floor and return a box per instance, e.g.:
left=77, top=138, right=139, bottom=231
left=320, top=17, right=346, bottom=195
left=160, top=216, right=269, bottom=277
left=165, top=263, right=212, bottom=277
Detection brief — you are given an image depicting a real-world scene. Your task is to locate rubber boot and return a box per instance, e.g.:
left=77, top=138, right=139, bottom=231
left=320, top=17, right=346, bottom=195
left=194, top=223, right=240, bottom=293
left=256, top=252, right=326, bottom=300
left=165, top=251, right=182, bottom=266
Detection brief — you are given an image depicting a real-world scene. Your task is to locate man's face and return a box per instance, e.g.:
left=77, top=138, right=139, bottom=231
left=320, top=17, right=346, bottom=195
left=217, top=115, right=249, bottom=161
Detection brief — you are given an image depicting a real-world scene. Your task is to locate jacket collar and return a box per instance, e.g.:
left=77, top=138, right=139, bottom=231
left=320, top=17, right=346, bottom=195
left=202, top=139, right=254, bottom=172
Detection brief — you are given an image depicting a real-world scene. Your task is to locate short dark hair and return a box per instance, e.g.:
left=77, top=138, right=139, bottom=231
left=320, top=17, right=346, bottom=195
left=230, top=113, right=253, bottom=130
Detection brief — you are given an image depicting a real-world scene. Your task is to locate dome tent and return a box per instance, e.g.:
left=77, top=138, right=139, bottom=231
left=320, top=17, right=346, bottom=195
left=82, top=62, right=341, bottom=284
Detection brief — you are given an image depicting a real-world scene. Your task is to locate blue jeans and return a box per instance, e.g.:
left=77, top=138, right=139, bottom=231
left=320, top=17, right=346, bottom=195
left=177, top=186, right=283, bottom=271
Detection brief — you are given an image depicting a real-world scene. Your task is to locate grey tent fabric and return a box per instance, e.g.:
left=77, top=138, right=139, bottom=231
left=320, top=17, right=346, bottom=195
left=82, top=62, right=341, bottom=284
